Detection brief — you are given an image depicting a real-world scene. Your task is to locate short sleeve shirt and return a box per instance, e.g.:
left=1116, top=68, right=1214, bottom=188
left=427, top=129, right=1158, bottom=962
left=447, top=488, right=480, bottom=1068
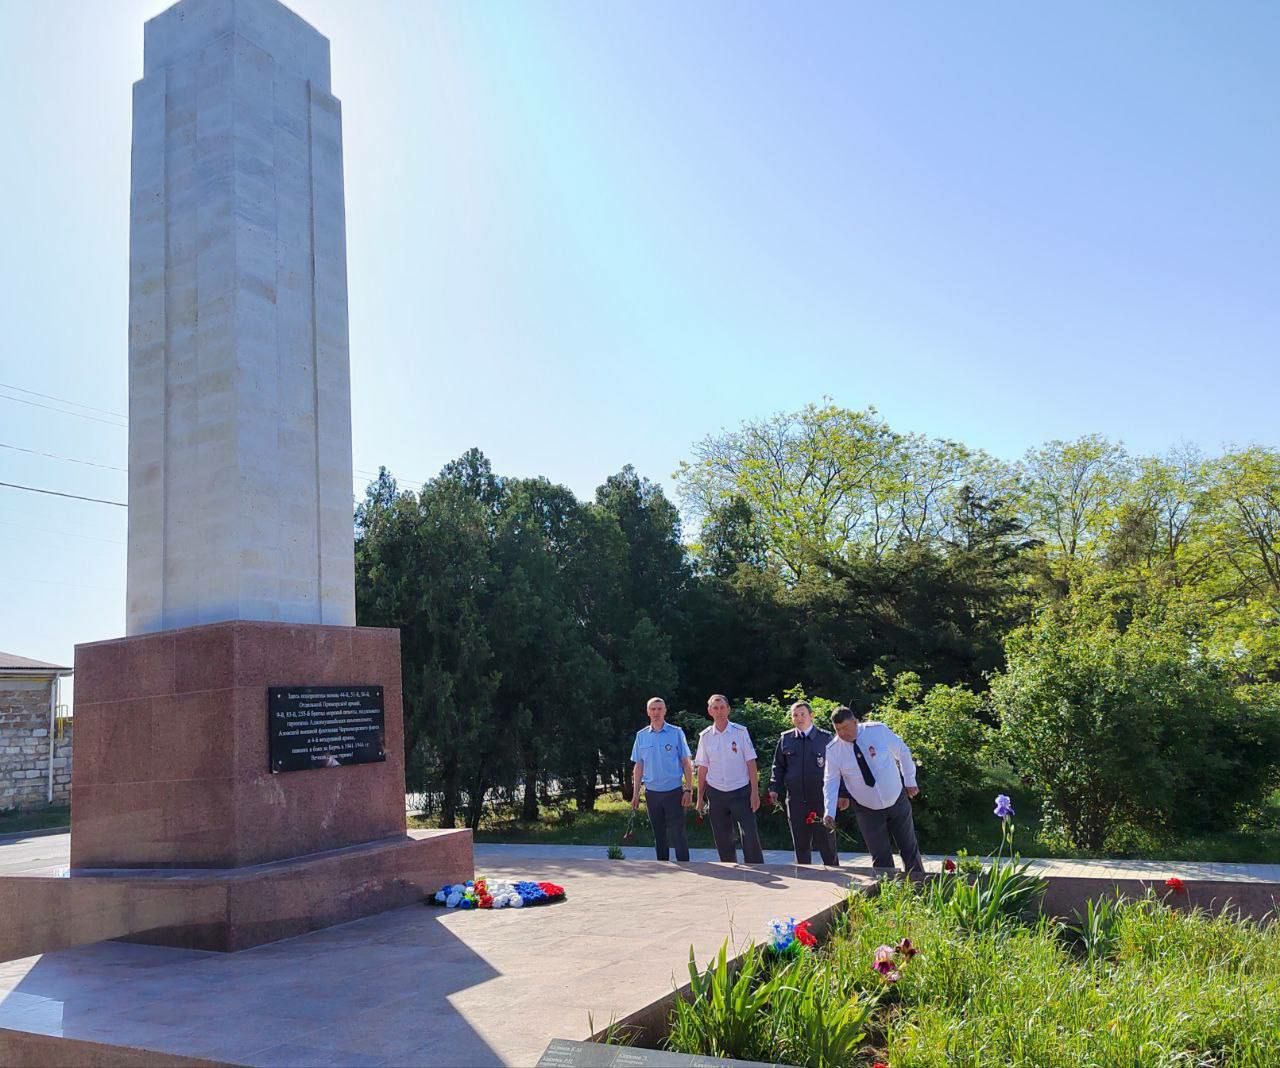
left=694, top=721, right=757, bottom=791
left=630, top=722, right=692, bottom=792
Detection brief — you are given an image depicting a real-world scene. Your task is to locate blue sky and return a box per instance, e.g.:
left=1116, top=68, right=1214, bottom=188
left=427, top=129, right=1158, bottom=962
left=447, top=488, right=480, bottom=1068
left=1, top=0, right=1277, bottom=670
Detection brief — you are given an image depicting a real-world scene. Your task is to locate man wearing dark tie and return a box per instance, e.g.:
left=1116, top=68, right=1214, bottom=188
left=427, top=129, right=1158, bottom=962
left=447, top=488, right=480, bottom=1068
left=821, top=705, right=924, bottom=874
left=767, top=701, right=845, bottom=865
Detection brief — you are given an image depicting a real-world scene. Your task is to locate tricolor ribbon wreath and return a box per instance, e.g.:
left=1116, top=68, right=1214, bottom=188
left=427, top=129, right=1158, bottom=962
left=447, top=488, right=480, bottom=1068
left=429, top=876, right=566, bottom=910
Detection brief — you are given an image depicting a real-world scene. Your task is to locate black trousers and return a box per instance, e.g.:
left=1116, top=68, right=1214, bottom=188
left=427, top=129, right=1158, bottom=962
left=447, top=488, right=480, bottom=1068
left=644, top=787, right=689, bottom=862
left=785, top=791, right=838, bottom=866
left=852, top=789, right=924, bottom=873
left=706, top=784, right=764, bottom=863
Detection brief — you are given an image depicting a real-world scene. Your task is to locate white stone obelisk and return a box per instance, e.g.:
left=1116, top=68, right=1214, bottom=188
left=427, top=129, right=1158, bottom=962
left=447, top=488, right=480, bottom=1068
left=126, top=0, right=355, bottom=635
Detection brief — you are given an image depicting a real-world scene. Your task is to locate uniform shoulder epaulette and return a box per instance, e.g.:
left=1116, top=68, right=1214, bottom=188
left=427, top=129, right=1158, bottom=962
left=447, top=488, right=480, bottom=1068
left=699, top=724, right=715, bottom=736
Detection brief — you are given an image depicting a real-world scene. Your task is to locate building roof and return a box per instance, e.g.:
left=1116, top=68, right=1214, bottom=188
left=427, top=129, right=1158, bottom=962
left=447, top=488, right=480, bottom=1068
left=0, top=651, right=72, bottom=675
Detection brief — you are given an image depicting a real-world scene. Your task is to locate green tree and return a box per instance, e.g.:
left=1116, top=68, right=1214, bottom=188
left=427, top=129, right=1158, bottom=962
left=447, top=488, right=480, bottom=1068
left=991, top=593, right=1280, bottom=851
left=698, top=495, right=770, bottom=578
left=874, top=671, right=991, bottom=841
left=594, top=465, right=691, bottom=633
left=1019, top=435, right=1131, bottom=588
left=492, top=478, right=613, bottom=820
left=354, top=463, right=506, bottom=829
left=676, top=402, right=902, bottom=578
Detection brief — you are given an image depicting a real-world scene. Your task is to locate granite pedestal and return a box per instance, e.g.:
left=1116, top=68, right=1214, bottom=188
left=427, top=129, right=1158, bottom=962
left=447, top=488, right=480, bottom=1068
left=72, top=621, right=409, bottom=869
left=0, top=620, right=474, bottom=958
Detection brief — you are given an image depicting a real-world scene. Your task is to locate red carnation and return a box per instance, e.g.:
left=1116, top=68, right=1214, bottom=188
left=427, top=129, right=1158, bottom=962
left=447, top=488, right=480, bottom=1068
left=873, top=1062, right=889, bottom=1068
left=805, top=811, right=817, bottom=824
left=943, top=858, right=956, bottom=873
left=1165, top=876, right=1186, bottom=895
left=795, top=920, right=817, bottom=948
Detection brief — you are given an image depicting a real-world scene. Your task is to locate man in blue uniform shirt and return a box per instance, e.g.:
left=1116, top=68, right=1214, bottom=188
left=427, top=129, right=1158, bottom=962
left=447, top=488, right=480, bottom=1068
left=630, top=697, right=694, bottom=861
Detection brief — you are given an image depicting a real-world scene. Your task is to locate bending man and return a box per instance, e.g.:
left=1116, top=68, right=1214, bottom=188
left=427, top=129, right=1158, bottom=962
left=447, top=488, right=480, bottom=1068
left=822, top=705, right=924, bottom=874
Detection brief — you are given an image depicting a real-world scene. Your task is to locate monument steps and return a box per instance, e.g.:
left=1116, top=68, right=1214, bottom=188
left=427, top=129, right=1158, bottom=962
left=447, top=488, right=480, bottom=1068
left=0, top=828, right=472, bottom=963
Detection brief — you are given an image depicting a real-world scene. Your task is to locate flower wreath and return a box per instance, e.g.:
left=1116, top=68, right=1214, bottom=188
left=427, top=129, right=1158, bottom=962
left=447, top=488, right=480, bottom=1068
left=429, top=876, right=566, bottom=910
left=767, top=915, right=817, bottom=956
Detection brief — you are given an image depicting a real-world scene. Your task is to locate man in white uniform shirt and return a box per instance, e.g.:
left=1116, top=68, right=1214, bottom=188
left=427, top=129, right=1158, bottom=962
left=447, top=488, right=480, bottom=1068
left=822, top=705, right=924, bottom=874
left=693, top=694, right=764, bottom=863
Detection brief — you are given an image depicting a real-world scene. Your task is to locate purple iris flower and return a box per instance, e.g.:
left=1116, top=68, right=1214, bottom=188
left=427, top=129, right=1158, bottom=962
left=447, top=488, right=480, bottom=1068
left=993, top=794, right=1015, bottom=819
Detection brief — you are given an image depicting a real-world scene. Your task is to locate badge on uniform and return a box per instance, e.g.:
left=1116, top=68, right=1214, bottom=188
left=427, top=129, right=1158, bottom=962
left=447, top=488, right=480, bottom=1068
left=868, top=746, right=877, bottom=758
left=731, top=741, right=738, bottom=753
left=816, top=755, right=824, bottom=767
left=664, top=743, right=672, bottom=752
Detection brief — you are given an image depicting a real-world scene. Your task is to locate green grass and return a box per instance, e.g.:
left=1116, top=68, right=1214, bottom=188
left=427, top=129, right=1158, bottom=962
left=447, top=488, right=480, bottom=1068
left=667, top=881, right=1280, bottom=1067
left=0, top=804, right=69, bottom=836
left=409, top=787, right=1280, bottom=864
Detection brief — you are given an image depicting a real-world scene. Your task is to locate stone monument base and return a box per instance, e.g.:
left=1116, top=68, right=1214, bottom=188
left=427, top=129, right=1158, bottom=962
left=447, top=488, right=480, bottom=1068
left=34, top=618, right=477, bottom=958
left=0, top=829, right=473, bottom=961
left=71, top=620, right=414, bottom=870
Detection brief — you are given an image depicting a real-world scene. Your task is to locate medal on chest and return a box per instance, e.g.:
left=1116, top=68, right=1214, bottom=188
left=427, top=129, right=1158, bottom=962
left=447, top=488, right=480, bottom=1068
left=731, top=741, right=738, bottom=753
left=815, top=755, right=824, bottom=767
left=867, top=745, right=877, bottom=759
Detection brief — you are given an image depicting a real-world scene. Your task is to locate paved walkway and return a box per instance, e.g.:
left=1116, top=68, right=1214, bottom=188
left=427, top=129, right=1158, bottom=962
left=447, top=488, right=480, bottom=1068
left=0, top=858, right=860, bottom=1066
left=475, top=842, right=1280, bottom=883
left=2, top=832, right=1278, bottom=883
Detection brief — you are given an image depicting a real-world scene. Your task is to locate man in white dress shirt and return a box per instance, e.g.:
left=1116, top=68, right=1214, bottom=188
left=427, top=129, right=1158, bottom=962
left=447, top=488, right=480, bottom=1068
left=821, top=705, right=924, bottom=874
left=693, top=694, right=764, bottom=863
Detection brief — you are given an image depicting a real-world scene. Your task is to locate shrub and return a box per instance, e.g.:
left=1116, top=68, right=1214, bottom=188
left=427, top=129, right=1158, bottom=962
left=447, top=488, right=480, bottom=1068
left=874, top=672, right=991, bottom=839
left=991, top=602, right=1280, bottom=851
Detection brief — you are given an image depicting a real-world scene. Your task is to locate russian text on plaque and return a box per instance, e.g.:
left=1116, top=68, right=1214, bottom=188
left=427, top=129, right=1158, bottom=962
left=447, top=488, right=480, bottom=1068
left=268, top=686, right=386, bottom=773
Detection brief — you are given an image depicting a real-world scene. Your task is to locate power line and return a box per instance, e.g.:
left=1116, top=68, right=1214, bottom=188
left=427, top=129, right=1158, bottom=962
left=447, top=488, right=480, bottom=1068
left=0, top=517, right=124, bottom=546
left=0, top=442, right=126, bottom=473
left=354, top=467, right=424, bottom=489
left=0, top=382, right=407, bottom=483
left=0, top=381, right=126, bottom=419
left=0, top=481, right=127, bottom=507
left=0, top=391, right=127, bottom=428
left=9, top=574, right=124, bottom=594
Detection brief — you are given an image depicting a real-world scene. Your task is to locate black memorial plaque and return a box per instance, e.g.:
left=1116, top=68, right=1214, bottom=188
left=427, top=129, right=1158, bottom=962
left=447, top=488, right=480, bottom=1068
left=268, top=685, right=386, bottom=773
